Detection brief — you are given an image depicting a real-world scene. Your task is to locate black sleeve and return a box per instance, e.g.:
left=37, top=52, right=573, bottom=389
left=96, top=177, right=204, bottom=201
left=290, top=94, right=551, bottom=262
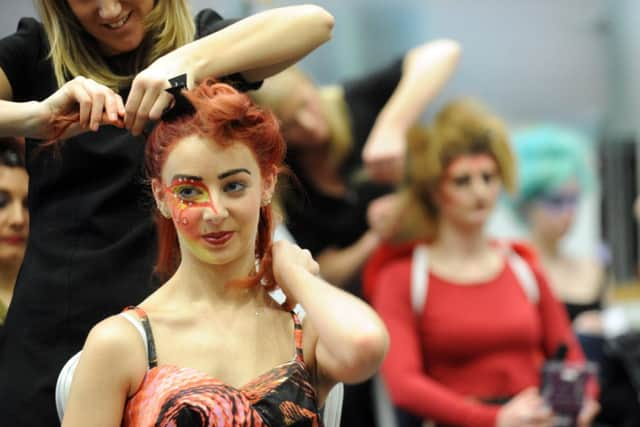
left=343, top=58, right=404, bottom=152
left=193, top=9, right=263, bottom=92
left=0, top=18, right=49, bottom=101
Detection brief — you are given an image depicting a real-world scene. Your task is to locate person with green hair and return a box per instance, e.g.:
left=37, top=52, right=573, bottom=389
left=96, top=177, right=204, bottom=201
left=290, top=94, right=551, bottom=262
left=511, top=125, right=606, bottom=333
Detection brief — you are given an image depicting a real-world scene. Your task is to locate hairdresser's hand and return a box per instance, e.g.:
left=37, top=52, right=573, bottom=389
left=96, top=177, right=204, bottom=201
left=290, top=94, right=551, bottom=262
left=577, top=398, right=599, bottom=427
left=496, top=387, right=553, bottom=427
left=40, top=76, right=125, bottom=139
left=362, top=124, right=406, bottom=184
left=125, top=55, right=194, bottom=136
left=367, top=193, right=402, bottom=241
left=272, top=240, right=320, bottom=307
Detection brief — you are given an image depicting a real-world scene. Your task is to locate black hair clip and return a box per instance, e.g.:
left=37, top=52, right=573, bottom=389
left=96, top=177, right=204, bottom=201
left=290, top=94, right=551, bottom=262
left=161, top=73, right=196, bottom=122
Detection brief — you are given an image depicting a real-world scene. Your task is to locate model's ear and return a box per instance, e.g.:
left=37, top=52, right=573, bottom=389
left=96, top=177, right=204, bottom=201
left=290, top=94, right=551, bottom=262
left=151, top=178, right=171, bottom=219
left=261, top=165, right=278, bottom=207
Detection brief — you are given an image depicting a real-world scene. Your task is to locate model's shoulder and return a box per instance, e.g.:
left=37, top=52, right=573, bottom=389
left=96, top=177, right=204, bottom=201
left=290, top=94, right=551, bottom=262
left=84, top=313, right=145, bottom=356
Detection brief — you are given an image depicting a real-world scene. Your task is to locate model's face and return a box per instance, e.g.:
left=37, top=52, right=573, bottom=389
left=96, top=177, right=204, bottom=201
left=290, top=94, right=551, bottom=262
left=66, top=0, right=154, bottom=56
left=155, top=135, right=274, bottom=267
left=277, top=80, right=330, bottom=148
left=527, top=181, right=579, bottom=242
left=0, top=166, right=28, bottom=267
left=437, top=154, right=501, bottom=230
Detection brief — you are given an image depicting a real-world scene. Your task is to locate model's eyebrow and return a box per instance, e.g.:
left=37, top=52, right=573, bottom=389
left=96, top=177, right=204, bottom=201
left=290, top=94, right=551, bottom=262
left=218, top=168, right=251, bottom=180
left=170, top=175, right=203, bottom=183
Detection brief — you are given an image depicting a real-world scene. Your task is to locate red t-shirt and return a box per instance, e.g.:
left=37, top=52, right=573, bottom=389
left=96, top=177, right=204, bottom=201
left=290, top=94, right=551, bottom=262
left=372, top=248, right=587, bottom=427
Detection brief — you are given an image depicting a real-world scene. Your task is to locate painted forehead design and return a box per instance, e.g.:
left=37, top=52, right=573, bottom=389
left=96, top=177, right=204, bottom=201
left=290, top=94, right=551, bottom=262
left=446, top=155, right=496, bottom=174
left=163, top=168, right=253, bottom=217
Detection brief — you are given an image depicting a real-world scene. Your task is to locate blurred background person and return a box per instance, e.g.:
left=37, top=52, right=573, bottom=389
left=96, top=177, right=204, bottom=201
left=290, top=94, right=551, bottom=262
left=252, top=40, right=460, bottom=291
left=0, top=136, right=27, bottom=334
left=368, top=99, right=598, bottom=427
left=509, top=125, right=607, bottom=360
left=252, top=39, right=460, bottom=427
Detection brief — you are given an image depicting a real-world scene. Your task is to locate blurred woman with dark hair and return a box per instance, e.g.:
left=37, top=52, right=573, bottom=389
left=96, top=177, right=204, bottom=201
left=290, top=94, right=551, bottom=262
left=0, top=137, right=27, bottom=330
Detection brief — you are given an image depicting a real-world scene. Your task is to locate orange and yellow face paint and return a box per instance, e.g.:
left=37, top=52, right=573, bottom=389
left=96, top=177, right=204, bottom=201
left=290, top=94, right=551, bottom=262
left=163, top=176, right=227, bottom=260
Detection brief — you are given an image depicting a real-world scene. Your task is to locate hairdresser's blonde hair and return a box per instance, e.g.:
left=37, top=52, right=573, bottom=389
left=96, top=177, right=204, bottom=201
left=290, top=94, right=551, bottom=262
left=392, top=98, right=516, bottom=242
left=37, top=0, right=195, bottom=91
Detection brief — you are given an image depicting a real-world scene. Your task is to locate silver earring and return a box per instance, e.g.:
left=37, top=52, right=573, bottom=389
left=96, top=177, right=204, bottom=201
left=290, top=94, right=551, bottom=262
left=261, top=196, right=272, bottom=207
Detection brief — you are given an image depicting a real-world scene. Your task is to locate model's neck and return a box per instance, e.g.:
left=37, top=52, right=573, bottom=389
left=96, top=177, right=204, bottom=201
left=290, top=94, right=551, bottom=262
left=531, top=233, right=561, bottom=259
left=168, top=251, right=266, bottom=308
left=431, top=218, right=490, bottom=256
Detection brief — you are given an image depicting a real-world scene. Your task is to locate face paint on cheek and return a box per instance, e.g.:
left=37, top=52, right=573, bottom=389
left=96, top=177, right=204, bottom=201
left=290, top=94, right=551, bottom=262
left=163, top=179, right=221, bottom=234
left=170, top=203, right=201, bottom=239
left=165, top=199, right=220, bottom=261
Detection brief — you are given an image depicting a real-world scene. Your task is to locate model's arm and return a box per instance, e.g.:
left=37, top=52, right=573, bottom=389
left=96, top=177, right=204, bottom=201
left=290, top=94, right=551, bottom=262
left=362, top=39, right=461, bottom=182
left=124, top=5, right=334, bottom=135
left=272, top=240, right=388, bottom=393
left=61, top=317, right=146, bottom=427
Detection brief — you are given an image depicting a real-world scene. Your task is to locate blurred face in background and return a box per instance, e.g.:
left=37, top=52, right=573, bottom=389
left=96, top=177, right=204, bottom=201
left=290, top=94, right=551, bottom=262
left=276, top=79, right=330, bottom=149
left=527, top=181, right=579, bottom=243
left=0, top=165, right=28, bottom=268
left=437, top=154, right=502, bottom=231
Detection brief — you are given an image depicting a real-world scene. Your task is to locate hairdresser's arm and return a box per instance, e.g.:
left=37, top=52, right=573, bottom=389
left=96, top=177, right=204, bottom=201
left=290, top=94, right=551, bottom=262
left=190, top=5, right=334, bottom=82
left=363, top=39, right=461, bottom=183
left=272, top=240, right=388, bottom=396
left=0, top=68, right=40, bottom=136
left=0, top=68, right=124, bottom=139
left=315, top=193, right=403, bottom=288
left=125, top=5, right=334, bottom=135
left=61, top=317, right=146, bottom=427
left=315, top=231, right=381, bottom=289
left=0, top=67, right=44, bottom=137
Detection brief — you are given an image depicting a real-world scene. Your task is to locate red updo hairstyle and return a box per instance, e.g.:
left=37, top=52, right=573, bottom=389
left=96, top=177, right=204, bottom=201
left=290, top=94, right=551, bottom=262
left=145, top=79, right=286, bottom=290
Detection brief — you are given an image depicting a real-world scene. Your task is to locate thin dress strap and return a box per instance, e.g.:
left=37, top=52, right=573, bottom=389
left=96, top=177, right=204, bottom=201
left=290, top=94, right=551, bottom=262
left=290, top=310, right=305, bottom=363
left=123, top=306, right=158, bottom=369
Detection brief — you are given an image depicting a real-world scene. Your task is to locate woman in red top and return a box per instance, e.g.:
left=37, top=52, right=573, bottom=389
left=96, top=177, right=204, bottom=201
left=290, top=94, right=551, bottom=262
left=370, top=99, right=599, bottom=427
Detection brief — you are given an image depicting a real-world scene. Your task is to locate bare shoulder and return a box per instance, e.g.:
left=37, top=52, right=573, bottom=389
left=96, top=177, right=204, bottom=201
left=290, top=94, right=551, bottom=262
left=79, top=314, right=148, bottom=395
left=85, top=315, right=142, bottom=353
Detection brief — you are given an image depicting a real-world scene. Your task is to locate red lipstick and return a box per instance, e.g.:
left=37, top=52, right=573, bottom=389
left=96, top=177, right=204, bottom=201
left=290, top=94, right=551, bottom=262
left=1, top=236, right=26, bottom=245
left=202, top=232, right=234, bottom=246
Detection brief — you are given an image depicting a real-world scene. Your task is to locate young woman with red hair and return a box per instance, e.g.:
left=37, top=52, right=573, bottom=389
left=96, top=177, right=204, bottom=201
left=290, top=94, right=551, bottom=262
left=59, top=80, right=388, bottom=427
